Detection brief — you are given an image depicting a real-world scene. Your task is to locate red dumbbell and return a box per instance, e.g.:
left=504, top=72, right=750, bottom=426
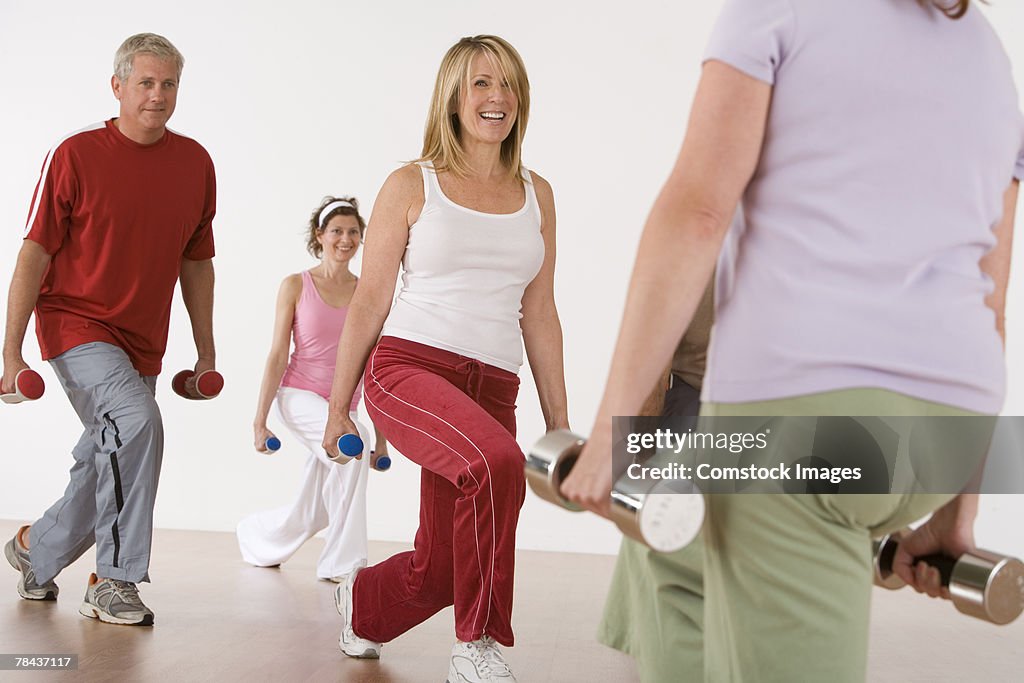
left=171, top=369, right=224, bottom=400
left=1, top=369, right=46, bottom=405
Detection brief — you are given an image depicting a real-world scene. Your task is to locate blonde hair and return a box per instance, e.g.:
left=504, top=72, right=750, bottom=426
left=114, top=33, right=184, bottom=81
left=417, top=35, right=530, bottom=181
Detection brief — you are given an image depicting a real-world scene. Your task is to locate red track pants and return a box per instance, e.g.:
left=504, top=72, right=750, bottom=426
left=353, top=337, right=526, bottom=646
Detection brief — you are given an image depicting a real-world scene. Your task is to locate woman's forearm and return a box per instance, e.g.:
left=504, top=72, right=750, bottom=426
left=328, top=297, right=390, bottom=418
left=523, top=307, right=569, bottom=430
left=253, top=353, right=288, bottom=428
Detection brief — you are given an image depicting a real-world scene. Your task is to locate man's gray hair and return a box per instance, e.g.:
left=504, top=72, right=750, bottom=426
left=113, top=33, right=184, bottom=81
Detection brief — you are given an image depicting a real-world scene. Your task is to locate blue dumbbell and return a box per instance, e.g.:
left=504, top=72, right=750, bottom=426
left=265, top=436, right=281, bottom=452
left=336, top=433, right=364, bottom=459
left=373, top=453, right=392, bottom=472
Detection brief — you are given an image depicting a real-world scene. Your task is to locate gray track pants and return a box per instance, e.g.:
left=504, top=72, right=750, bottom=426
left=29, top=342, right=163, bottom=584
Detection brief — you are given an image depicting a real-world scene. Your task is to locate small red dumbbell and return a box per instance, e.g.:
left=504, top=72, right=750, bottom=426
left=1, top=369, right=46, bottom=405
left=171, top=369, right=224, bottom=400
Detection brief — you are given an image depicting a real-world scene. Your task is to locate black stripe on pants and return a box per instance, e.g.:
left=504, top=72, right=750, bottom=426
left=103, top=413, right=126, bottom=569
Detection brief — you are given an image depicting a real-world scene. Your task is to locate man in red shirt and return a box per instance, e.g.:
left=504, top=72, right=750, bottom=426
left=2, top=33, right=217, bottom=626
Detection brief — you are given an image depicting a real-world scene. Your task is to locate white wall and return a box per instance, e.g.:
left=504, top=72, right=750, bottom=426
left=1, top=0, right=1022, bottom=557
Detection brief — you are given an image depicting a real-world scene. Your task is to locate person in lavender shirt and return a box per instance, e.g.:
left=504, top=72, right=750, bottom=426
left=562, top=0, right=1022, bottom=680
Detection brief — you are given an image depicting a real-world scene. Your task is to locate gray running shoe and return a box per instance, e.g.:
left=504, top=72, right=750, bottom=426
left=334, top=565, right=381, bottom=658
left=4, top=526, right=59, bottom=601
left=79, top=573, right=154, bottom=626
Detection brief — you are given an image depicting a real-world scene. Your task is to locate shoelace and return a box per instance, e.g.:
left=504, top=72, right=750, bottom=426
left=103, top=579, right=144, bottom=607
left=475, top=637, right=513, bottom=677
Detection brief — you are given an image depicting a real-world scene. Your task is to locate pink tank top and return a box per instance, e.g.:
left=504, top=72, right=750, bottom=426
left=280, top=270, right=362, bottom=411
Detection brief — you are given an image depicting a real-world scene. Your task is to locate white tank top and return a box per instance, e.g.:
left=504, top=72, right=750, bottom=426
left=381, top=162, right=545, bottom=373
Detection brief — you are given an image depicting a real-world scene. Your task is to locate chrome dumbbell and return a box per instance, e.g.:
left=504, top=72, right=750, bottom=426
left=525, top=430, right=704, bottom=553
left=873, top=529, right=1024, bottom=625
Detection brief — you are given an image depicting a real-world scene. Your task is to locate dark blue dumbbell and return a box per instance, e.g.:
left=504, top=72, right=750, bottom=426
left=336, top=433, right=364, bottom=459
left=265, top=436, right=281, bottom=452
left=373, top=453, right=392, bottom=472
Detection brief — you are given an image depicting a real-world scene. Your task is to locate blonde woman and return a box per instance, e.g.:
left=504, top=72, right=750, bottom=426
left=238, top=197, right=386, bottom=582
left=322, top=36, right=568, bottom=683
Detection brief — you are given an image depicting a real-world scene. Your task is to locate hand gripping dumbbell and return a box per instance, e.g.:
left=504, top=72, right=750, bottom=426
left=872, top=528, right=1024, bottom=625
left=330, top=433, right=391, bottom=471
left=171, top=369, right=224, bottom=400
left=371, top=451, right=392, bottom=472
left=525, top=430, right=704, bottom=553
left=1, top=369, right=46, bottom=405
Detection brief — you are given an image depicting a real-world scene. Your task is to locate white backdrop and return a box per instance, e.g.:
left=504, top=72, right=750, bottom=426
left=1, top=0, right=1022, bottom=557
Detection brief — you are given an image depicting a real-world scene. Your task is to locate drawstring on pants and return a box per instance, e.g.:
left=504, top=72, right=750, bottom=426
left=455, top=359, right=485, bottom=402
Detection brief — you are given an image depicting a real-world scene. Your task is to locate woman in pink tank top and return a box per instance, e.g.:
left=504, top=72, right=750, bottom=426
left=237, top=196, right=388, bottom=582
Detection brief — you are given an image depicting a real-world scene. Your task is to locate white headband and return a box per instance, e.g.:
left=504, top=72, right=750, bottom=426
left=318, top=200, right=355, bottom=228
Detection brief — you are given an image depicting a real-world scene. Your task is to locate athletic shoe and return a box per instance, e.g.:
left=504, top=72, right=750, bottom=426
left=79, top=573, right=154, bottom=626
left=4, top=525, right=58, bottom=601
left=333, top=566, right=381, bottom=658
left=447, top=636, right=517, bottom=682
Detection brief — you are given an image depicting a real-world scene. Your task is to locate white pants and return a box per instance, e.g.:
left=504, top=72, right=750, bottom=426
left=236, top=387, right=370, bottom=579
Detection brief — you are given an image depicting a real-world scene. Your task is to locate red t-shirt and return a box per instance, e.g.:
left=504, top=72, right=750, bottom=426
left=23, top=119, right=216, bottom=376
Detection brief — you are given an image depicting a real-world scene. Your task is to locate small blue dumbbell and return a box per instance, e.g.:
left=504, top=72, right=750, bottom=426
left=337, top=433, right=364, bottom=459
left=373, top=453, right=392, bottom=472
left=265, top=436, right=281, bottom=452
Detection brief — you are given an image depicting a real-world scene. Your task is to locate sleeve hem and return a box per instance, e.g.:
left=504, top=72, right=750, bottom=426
left=701, top=55, right=776, bottom=86
left=22, top=234, right=59, bottom=256
left=181, top=249, right=216, bottom=261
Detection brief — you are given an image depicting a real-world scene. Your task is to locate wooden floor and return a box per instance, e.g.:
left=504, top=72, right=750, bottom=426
left=1, top=519, right=1021, bottom=682
left=0, top=520, right=636, bottom=682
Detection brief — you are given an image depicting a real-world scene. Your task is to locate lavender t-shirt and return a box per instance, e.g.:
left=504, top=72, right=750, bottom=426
left=702, top=0, right=1024, bottom=413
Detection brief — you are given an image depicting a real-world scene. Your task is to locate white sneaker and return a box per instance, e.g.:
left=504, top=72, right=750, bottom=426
left=447, top=636, right=517, bottom=682
left=333, top=566, right=381, bottom=658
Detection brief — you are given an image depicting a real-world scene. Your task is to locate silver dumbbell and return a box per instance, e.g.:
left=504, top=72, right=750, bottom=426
left=525, top=430, right=704, bottom=553
left=873, top=528, right=1024, bottom=625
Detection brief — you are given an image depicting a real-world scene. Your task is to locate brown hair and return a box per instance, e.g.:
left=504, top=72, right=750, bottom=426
left=918, top=0, right=974, bottom=19
left=306, top=196, right=365, bottom=258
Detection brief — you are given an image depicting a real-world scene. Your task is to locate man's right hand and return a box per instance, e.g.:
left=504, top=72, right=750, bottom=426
left=1, top=356, right=29, bottom=395
left=3, top=240, right=53, bottom=395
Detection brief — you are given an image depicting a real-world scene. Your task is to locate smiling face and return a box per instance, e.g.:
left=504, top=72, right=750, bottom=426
left=317, top=214, right=362, bottom=264
left=457, top=51, right=518, bottom=147
left=111, top=53, right=179, bottom=145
